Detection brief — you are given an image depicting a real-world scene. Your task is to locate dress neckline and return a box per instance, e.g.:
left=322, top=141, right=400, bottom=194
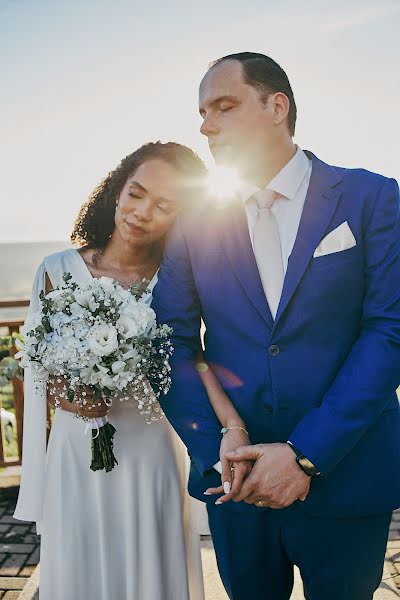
left=71, top=248, right=158, bottom=294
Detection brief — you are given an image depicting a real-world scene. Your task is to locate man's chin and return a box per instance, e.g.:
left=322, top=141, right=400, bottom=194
left=211, top=146, right=236, bottom=167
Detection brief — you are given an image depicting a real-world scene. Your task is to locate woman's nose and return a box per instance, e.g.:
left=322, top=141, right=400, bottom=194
left=134, top=198, right=153, bottom=222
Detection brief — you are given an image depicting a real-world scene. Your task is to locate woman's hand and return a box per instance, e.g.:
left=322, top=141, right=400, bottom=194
left=75, top=388, right=110, bottom=419
left=47, top=377, right=78, bottom=414
left=205, top=427, right=253, bottom=504
left=47, top=378, right=109, bottom=418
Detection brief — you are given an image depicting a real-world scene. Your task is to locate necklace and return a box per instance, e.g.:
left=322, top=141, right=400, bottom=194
left=92, top=249, right=149, bottom=290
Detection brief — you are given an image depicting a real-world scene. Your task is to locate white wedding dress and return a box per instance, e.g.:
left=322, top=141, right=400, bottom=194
left=14, top=248, right=207, bottom=600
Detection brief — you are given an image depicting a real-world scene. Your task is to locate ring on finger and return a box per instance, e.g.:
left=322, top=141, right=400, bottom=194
left=256, top=500, right=266, bottom=508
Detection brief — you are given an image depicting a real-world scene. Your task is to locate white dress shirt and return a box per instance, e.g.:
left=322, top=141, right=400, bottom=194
left=213, top=147, right=312, bottom=476
left=238, top=146, right=312, bottom=273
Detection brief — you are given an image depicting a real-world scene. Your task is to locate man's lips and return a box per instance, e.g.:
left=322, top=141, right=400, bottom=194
left=125, top=221, right=146, bottom=234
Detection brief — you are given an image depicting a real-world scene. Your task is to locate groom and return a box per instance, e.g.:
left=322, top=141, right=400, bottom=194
left=152, top=52, right=400, bottom=599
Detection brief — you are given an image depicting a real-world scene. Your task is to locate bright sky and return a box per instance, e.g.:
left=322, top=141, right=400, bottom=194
left=1, top=0, right=399, bottom=242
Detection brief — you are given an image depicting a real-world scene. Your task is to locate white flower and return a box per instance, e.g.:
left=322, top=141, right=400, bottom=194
left=73, top=288, right=92, bottom=308
left=116, top=315, right=140, bottom=339
left=97, top=276, right=118, bottom=295
left=98, top=371, right=117, bottom=390
left=111, top=360, right=126, bottom=374
left=13, top=337, right=25, bottom=361
left=60, top=324, right=75, bottom=338
left=45, top=290, right=67, bottom=311
left=118, top=304, right=156, bottom=337
left=88, top=297, right=99, bottom=312
left=120, top=346, right=140, bottom=361
left=37, top=339, right=47, bottom=354
left=80, top=364, right=101, bottom=386
left=69, top=302, right=86, bottom=318
left=87, top=324, right=118, bottom=356
left=23, top=311, right=42, bottom=335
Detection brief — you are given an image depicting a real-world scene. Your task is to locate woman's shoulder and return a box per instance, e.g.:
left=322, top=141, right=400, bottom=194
left=42, top=247, right=78, bottom=270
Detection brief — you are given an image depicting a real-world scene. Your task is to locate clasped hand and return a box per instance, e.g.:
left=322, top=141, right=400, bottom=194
left=206, top=442, right=311, bottom=509
left=48, top=378, right=110, bottom=419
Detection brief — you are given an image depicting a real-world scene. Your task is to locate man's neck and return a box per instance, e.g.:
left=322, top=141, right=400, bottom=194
left=241, top=139, right=297, bottom=189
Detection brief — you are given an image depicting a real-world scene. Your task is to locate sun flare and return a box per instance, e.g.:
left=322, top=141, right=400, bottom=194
left=207, top=166, right=241, bottom=200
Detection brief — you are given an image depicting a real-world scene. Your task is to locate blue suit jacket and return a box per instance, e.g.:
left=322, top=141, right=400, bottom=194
left=152, top=152, right=400, bottom=517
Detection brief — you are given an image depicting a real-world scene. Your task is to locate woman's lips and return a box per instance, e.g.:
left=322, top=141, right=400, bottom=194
left=126, top=221, right=146, bottom=235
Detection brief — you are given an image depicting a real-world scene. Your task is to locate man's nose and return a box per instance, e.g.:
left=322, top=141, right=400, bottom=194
left=200, top=113, right=219, bottom=137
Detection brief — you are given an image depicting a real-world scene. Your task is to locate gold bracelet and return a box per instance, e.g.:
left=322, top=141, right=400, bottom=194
left=221, top=426, right=249, bottom=436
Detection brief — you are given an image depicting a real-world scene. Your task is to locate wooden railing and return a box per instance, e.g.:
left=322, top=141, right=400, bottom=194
left=0, top=299, right=29, bottom=468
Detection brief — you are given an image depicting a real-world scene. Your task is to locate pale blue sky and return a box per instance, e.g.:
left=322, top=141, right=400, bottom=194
left=1, top=0, right=399, bottom=241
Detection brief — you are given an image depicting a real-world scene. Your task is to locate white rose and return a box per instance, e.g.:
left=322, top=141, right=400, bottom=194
left=23, top=311, right=43, bottom=335
left=87, top=324, right=119, bottom=357
left=73, top=288, right=92, bottom=308
left=98, top=372, right=116, bottom=390
left=111, top=360, right=126, bottom=374
left=97, top=276, right=117, bottom=294
left=120, top=347, right=140, bottom=361
left=116, top=315, right=139, bottom=339
left=80, top=365, right=101, bottom=386
left=45, top=290, right=67, bottom=311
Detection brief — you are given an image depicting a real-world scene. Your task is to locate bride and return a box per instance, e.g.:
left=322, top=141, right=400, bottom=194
left=14, top=142, right=210, bottom=600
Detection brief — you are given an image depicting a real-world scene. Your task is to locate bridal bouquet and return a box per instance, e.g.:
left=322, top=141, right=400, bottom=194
left=16, top=273, right=173, bottom=472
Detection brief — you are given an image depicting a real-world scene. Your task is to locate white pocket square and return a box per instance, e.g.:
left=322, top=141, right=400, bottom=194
left=313, top=221, right=356, bottom=258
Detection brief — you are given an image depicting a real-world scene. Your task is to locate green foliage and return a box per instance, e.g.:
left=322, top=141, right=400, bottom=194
left=0, top=336, right=23, bottom=388
left=0, top=386, right=18, bottom=459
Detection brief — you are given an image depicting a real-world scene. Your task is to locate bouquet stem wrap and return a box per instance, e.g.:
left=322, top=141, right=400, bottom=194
left=88, top=417, right=118, bottom=473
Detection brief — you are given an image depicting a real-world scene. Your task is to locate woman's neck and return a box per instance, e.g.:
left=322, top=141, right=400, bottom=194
left=100, top=233, right=162, bottom=272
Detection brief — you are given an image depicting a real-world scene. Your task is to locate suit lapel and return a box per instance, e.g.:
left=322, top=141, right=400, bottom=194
left=273, top=152, right=344, bottom=327
left=217, top=199, right=274, bottom=328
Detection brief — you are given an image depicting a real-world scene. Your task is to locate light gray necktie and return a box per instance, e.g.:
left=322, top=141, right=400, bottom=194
left=252, top=189, right=284, bottom=319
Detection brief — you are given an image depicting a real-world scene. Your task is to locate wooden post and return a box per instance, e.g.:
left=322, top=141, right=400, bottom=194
left=12, top=377, right=24, bottom=462
left=0, top=414, right=5, bottom=468
left=0, top=305, right=29, bottom=467
left=9, top=323, right=25, bottom=465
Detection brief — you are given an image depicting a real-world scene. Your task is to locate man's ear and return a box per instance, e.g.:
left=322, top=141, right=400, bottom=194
left=271, top=92, right=290, bottom=127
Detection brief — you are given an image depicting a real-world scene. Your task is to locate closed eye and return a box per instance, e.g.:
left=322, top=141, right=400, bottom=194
left=157, top=204, right=172, bottom=214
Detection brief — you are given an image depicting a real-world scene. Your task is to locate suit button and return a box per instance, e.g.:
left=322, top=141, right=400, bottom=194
left=268, top=344, right=280, bottom=356
left=264, top=404, right=273, bottom=414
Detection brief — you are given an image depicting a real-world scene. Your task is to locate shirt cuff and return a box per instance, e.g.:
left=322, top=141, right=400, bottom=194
left=213, top=461, right=222, bottom=474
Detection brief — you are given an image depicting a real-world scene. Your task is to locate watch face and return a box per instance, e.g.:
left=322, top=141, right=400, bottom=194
left=298, top=456, right=320, bottom=476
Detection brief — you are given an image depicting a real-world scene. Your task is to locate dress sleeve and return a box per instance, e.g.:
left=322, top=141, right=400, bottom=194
left=13, top=261, right=48, bottom=532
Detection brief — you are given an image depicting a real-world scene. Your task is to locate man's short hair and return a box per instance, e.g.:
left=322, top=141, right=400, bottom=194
left=210, top=52, right=297, bottom=136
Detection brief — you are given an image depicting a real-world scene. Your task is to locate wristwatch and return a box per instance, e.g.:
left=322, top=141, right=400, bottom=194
left=287, top=443, right=321, bottom=477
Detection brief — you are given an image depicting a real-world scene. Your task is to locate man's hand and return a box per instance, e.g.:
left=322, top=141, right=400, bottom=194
left=225, top=443, right=311, bottom=508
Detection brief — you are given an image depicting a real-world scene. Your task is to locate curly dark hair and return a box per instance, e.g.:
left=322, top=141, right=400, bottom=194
left=71, top=141, right=207, bottom=249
